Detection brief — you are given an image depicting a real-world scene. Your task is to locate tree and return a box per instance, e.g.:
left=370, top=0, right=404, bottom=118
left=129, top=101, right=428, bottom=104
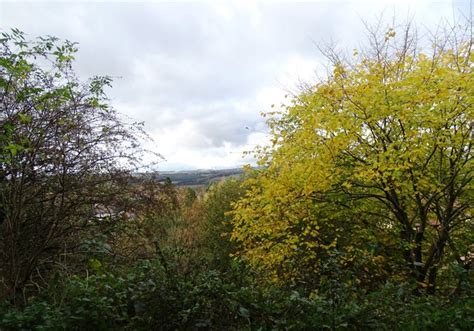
left=203, top=178, right=245, bottom=270
left=231, top=21, right=473, bottom=294
left=0, top=29, right=149, bottom=303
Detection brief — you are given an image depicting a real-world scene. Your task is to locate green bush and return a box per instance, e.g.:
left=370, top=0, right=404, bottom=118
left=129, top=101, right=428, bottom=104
left=1, top=262, right=472, bottom=330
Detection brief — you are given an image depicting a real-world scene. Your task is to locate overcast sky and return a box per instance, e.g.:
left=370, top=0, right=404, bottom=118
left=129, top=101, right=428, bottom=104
left=0, top=0, right=469, bottom=170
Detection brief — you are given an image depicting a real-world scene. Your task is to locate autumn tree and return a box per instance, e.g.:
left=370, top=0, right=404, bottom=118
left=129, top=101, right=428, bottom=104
left=231, top=21, right=473, bottom=294
left=0, top=30, right=150, bottom=303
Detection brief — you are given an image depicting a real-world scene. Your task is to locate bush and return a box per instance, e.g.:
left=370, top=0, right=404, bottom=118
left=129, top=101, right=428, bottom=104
left=1, top=264, right=472, bottom=330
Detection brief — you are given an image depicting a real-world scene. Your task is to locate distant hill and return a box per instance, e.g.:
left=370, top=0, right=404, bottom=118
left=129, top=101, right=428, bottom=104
left=142, top=168, right=246, bottom=187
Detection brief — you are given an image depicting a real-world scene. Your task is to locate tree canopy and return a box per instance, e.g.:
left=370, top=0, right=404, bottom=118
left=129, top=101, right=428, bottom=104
left=0, top=29, right=148, bottom=302
left=231, top=22, right=473, bottom=293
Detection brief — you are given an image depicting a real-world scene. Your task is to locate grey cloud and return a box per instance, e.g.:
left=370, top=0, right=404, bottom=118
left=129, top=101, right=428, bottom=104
left=1, top=0, right=461, bottom=170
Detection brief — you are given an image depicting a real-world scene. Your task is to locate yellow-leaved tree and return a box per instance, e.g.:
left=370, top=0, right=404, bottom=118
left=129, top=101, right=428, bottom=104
left=231, top=22, right=473, bottom=294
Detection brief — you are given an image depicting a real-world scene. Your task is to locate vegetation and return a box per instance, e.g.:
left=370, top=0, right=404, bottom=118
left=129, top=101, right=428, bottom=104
left=0, top=29, right=151, bottom=305
left=0, top=20, right=472, bottom=330
left=153, top=168, right=244, bottom=187
left=232, top=21, right=473, bottom=295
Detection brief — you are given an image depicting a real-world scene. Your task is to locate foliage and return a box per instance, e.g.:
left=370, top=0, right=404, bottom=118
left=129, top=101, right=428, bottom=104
left=0, top=261, right=472, bottom=330
left=231, top=22, right=473, bottom=293
left=0, top=30, right=150, bottom=303
left=104, top=177, right=180, bottom=264
left=1, top=22, right=473, bottom=331
left=202, top=179, right=246, bottom=269
left=0, top=260, right=163, bottom=330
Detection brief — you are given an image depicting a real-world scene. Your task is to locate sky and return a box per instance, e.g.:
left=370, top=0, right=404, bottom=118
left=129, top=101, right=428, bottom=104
left=0, top=0, right=470, bottom=170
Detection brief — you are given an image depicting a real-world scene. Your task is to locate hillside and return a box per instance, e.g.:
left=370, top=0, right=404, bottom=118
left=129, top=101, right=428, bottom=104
left=152, top=168, right=245, bottom=187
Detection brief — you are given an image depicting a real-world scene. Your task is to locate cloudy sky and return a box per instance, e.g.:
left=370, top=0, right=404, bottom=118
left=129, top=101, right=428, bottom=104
left=0, top=0, right=469, bottom=170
